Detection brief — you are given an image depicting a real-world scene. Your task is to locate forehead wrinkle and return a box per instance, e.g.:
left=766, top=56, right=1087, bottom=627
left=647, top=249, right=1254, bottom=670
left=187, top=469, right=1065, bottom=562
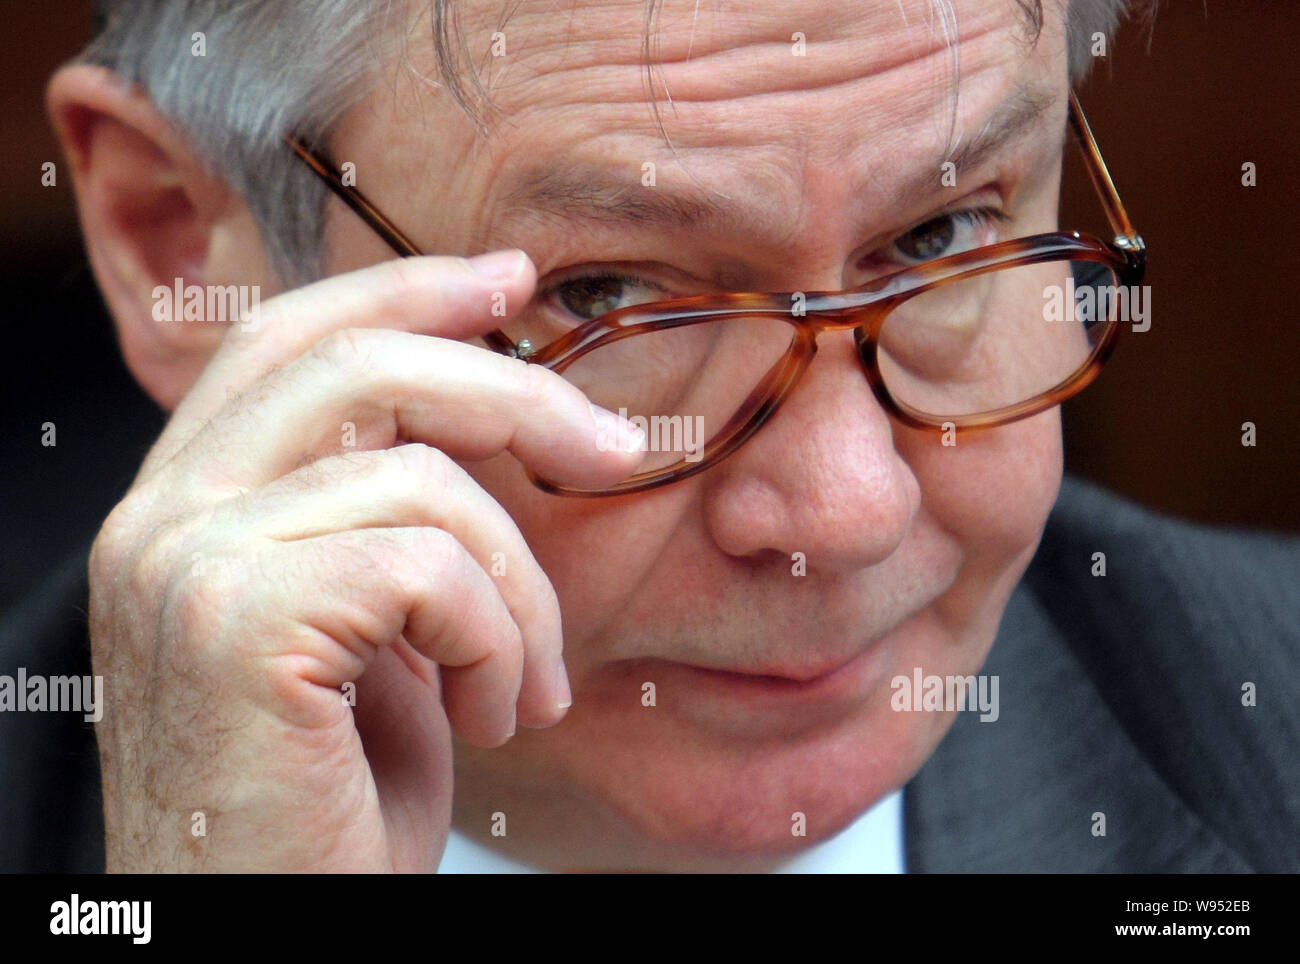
left=451, top=0, right=1018, bottom=124
left=470, top=11, right=1027, bottom=209
left=438, top=2, right=1065, bottom=262
left=489, top=138, right=804, bottom=254
left=473, top=19, right=1000, bottom=121
left=445, top=0, right=1052, bottom=222
left=488, top=70, right=1056, bottom=255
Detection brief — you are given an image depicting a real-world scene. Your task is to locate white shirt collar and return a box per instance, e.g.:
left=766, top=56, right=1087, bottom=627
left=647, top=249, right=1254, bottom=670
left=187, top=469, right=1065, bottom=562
left=437, top=789, right=905, bottom=873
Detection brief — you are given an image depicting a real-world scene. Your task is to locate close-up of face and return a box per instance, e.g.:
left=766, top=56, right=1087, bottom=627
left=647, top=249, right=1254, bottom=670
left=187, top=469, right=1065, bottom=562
left=32, top=0, right=1136, bottom=876
left=13, top=0, right=1300, bottom=895
left=305, top=0, right=1076, bottom=870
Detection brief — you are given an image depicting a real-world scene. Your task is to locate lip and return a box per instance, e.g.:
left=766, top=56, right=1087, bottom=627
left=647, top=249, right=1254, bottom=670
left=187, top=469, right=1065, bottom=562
left=647, top=638, right=890, bottom=711
left=687, top=650, right=869, bottom=685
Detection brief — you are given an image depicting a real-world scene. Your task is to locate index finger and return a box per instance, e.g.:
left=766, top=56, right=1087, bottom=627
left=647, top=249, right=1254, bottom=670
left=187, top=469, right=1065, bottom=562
left=149, top=251, right=535, bottom=477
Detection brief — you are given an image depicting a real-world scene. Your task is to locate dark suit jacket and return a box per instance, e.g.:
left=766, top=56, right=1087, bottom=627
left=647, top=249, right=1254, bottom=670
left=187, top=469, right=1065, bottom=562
left=2, top=475, right=1297, bottom=872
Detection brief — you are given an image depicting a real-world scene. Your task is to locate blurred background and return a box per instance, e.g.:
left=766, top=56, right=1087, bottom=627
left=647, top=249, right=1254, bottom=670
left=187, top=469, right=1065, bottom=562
left=2, top=1, right=1298, bottom=612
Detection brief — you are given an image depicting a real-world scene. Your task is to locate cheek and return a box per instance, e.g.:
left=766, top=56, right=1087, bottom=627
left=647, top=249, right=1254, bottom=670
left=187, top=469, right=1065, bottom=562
left=863, top=411, right=1062, bottom=787
left=897, top=408, right=1063, bottom=651
left=905, top=409, right=1062, bottom=557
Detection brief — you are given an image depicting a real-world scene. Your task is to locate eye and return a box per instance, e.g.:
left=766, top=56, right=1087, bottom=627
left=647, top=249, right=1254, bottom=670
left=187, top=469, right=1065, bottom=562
left=888, top=208, right=1010, bottom=264
left=545, top=272, right=669, bottom=322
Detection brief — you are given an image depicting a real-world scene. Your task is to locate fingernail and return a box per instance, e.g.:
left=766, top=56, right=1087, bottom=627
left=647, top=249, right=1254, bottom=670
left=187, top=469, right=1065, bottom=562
left=467, top=249, right=527, bottom=282
left=505, top=707, right=517, bottom=740
left=556, top=663, right=573, bottom=710
left=590, top=404, right=647, bottom=454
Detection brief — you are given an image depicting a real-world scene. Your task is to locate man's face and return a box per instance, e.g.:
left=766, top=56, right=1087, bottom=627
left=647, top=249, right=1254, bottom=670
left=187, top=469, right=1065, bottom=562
left=325, top=0, right=1072, bottom=869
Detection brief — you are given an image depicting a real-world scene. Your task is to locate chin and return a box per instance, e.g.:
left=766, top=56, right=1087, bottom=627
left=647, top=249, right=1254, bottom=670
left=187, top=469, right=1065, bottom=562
left=549, top=694, right=949, bottom=867
left=453, top=613, right=994, bottom=869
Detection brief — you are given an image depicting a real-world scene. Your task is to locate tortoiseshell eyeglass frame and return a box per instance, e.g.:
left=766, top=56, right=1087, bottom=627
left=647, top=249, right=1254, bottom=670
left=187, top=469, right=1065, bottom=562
left=286, top=90, right=1145, bottom=497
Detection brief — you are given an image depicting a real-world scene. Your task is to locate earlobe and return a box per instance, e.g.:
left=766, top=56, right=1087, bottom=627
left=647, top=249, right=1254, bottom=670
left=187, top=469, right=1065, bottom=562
left=46, top=64, right=258, bottom=409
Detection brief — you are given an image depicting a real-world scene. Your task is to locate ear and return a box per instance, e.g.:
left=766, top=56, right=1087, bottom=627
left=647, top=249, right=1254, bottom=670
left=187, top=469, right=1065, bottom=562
left=46, top=64, right=278, bottom=409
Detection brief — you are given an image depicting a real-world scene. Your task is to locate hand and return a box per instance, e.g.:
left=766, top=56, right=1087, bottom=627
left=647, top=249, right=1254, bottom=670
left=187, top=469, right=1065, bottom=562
left=87, top=252, right=642, bottom=871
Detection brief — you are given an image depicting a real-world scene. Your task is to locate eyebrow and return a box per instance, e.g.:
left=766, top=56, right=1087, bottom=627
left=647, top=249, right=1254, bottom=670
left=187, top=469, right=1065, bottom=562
left=498, top=80, right=1060, bottom=238
left=501, top=160, right=732, bottom=231
left=917, top=80, right=1060, bottom=201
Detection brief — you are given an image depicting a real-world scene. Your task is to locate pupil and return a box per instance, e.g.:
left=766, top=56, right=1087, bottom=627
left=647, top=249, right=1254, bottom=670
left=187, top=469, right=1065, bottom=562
left=560, top=277, right=623, bottom=319
left=898, top=217, right=955, bottom=261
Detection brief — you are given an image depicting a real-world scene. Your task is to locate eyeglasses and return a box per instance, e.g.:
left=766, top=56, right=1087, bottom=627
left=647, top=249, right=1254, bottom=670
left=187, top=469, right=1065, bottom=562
left=287, top=90, right=1145, bottom=497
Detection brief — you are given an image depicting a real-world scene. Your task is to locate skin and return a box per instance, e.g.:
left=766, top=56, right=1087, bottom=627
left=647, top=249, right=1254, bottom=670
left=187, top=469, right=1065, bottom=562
left=48, top=0, right=1075, bottom=871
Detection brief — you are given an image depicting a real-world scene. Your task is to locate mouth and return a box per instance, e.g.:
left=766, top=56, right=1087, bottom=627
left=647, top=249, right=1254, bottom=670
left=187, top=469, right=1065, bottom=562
left=700, top=651, right=871, bottom=683
left=638, top=638, right=891, bottom=716
left=598, top=601, right=934, bottom=735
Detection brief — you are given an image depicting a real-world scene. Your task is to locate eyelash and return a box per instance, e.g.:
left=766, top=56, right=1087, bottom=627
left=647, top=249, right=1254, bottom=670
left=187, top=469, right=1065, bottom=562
left=914, top=205, right=1011, bottom=239
left=538, top=204, right=1013, bottom=319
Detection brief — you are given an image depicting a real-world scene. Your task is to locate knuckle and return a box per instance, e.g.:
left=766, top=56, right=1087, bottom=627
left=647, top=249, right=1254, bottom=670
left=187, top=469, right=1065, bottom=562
left=166, top=544, right=252, bottom=650
left=310, top=326, right=382, bottom=375
left=92, top=485, right=180, bottom=593
left=391, top=442, right=458, bottom=491
left=124, top=522, right=192, bottom=602
left=493, top=618, right=527, bottom=673
left=381, top=255, right=433, bottom=297
left=517, top=359, right=562, bottom=414
left=370, top=533, right=448, bottom=624
left=368, top=258, right=450, bottom=322
left=414, top=525, right=462, bottom=578
left=90, top=499, right=143, bottom=578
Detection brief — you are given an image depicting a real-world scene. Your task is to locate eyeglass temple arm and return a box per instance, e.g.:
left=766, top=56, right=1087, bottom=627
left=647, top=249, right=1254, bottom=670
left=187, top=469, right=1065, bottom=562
left=1067, top=91, right=1140, bottom=247
left=284, top=135, right=521, bottom=357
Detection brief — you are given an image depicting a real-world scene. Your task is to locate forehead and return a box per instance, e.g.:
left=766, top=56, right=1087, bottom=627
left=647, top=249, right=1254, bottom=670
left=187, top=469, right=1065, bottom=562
left=416, top=0, right=1060, bottom=138
left=354, top=0, right=1068, bottom=255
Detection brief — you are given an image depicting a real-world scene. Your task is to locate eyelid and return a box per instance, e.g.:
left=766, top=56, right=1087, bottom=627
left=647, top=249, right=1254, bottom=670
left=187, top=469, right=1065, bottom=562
left=535, top=266, right=687, bottom=327
left=893, top=187, right=1009, bottom=238
left=537, top=267, right=668, bottom=297
left=840, top=185, right=1006, bottom=266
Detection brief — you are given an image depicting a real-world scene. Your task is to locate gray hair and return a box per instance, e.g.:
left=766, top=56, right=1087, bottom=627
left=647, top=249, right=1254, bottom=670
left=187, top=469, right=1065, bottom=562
left=83, top=0, right=1140, bottom=286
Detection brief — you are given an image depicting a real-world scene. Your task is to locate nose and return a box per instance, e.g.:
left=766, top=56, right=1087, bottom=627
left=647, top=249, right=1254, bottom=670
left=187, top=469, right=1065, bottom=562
left=701, top=323, right=921, bottom=573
